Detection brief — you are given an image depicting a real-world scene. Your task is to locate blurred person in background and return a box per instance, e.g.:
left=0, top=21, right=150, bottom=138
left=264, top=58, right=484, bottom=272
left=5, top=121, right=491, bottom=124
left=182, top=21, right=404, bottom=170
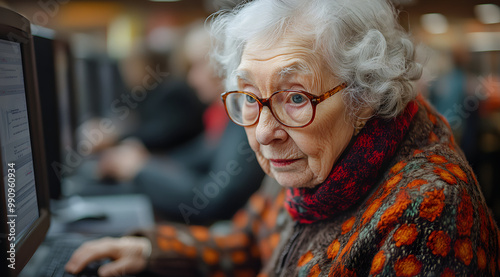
left=93, top=22, right=265, bottom=224
left=427, top=47, right=473, bottom=142
left=66, top=0, right=499, bottom=276
left=476, top=74, right=500, bottom=223
left=68, top=39, right=206, bottom=196
left=78, top=41, right=206, bottom=154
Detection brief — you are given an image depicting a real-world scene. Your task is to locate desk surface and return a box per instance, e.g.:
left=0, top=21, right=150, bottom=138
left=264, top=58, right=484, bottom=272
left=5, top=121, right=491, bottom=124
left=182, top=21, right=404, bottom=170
left=19, top=194, right=154, bottom=277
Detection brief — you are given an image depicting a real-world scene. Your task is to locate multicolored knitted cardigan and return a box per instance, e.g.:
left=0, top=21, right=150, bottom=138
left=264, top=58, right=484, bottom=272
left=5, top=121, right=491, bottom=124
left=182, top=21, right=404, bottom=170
left=137, top=96, right=500, bottom=276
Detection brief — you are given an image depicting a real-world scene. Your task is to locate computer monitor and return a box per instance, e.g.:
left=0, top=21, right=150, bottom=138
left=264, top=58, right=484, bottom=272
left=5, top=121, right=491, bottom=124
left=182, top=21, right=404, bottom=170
left=33, top=28, right=78, bottom=199
left=33, top=32, right=62, bottom=200
left=0, top=7, right=51, bottom=277
left=74, top=56, right=125, bottom=122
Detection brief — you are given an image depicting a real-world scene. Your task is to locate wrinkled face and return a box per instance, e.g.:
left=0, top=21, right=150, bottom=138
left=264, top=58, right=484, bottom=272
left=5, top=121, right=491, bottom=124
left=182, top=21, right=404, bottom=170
left=237, top=37, right=355, bottom=188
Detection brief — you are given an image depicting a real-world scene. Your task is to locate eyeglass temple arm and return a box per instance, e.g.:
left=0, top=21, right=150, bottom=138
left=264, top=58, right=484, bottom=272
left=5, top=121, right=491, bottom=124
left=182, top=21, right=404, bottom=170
left=317, top=83, right=347, bottom=103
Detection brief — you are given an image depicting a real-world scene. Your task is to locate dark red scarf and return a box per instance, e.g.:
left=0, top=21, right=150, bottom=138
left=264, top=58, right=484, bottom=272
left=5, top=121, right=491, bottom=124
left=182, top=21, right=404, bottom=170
left=284, top=101, right=419, bottom=224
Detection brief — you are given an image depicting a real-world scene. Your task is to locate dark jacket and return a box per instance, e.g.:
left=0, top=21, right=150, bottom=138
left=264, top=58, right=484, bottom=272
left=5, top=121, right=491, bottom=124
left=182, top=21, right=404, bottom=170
left=134, top=122, right=265, bottom=225
left=121, top=79, right=205, bottom=151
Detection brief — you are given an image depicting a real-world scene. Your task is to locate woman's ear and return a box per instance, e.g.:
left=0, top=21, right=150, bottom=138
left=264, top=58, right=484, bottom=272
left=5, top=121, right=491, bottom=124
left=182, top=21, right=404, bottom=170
left=353, top=107, right=374, bottom=136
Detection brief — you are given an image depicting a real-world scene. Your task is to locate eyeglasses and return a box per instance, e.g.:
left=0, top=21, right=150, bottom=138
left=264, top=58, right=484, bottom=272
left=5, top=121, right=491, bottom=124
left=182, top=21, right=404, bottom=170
left=221, top=83, right=346, bottom=128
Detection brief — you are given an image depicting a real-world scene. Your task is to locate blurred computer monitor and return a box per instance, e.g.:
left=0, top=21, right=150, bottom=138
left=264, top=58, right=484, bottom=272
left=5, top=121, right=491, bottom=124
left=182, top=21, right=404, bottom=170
left=0, top=7, right=51, bottom=277
left=32, top=27, right=78, bottom=199
left=74, top=55, right=125, bottom=123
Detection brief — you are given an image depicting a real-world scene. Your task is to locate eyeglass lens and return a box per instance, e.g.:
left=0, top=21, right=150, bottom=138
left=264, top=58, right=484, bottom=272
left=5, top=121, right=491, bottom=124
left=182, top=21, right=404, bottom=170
left=225, top=91, right=314, bottom=127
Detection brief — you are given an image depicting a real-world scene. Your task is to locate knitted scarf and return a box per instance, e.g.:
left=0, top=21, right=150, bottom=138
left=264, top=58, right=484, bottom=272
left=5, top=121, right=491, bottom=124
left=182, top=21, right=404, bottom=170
left=284, top=101, right=419, bottom=224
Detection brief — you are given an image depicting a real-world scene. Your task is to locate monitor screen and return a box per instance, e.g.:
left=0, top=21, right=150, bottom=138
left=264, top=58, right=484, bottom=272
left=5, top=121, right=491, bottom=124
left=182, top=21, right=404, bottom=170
left=0, top=38, right=40, bottom=241
left=0, top=7, right=51, bottom=277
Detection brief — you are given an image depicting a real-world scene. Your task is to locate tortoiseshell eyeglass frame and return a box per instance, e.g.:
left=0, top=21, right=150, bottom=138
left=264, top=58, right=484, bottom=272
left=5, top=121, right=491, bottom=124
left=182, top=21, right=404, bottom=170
left=221, top=83, right=347, bottom=128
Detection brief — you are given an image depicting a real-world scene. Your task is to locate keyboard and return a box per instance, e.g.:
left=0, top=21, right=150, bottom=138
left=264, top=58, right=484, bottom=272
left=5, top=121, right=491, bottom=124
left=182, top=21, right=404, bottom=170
left=37, top=237, right=105, bottom=277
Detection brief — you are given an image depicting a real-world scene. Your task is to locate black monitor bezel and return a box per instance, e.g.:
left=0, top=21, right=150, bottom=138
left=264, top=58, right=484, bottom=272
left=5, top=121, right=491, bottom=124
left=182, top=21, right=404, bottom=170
left=33, top=34, right=63, bottom=200
left=0, top=7, right=51, bottom=277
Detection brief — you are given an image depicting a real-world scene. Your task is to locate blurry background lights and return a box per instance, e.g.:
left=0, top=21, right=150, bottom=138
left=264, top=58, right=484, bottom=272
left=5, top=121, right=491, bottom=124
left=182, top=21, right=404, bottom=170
left=107, top=14, right=141, bottom=59
left=421, top=13, right=449, bottom=34
left=475, top=4, right=500, bottom=25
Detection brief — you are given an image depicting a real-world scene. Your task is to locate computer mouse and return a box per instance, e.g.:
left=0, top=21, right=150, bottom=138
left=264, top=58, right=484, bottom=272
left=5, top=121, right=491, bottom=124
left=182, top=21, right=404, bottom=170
left=70, top=213, right=109, bottom=223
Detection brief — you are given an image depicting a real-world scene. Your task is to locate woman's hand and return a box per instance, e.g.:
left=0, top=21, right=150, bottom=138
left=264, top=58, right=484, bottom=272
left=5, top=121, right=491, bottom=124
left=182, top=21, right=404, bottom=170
left=65, top=236, right=151, bottom=277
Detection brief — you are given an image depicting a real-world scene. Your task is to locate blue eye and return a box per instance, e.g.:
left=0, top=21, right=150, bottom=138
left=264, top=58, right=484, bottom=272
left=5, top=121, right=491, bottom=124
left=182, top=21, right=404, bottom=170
left=291, top=94, right=305, bottom=104
left=246, top=95, right=257, bottom=103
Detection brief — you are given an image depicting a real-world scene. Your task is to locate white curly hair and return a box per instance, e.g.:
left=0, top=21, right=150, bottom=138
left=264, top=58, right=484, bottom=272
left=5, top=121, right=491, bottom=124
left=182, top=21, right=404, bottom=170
left=209, top=0, right=423, bottom=119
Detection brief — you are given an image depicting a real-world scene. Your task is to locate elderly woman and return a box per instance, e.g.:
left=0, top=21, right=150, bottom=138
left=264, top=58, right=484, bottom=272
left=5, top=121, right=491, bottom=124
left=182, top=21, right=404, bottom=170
left=66, top=0, right=500, bottom=276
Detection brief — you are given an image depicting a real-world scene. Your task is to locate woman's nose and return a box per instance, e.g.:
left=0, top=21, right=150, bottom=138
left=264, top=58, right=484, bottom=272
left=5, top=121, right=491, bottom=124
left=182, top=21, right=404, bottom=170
left=255, top=107, right=288, bottom=145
